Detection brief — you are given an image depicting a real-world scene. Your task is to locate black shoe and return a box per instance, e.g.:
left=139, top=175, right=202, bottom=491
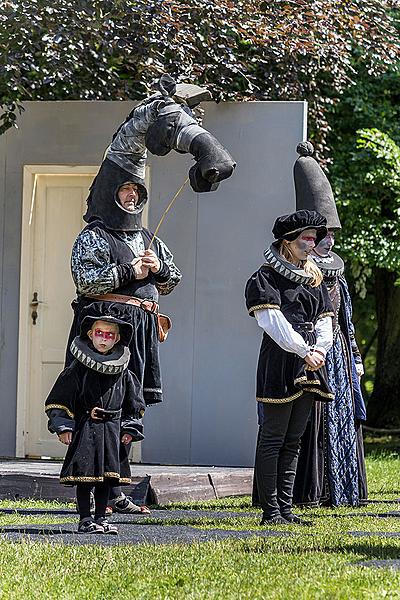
left=77, top=517, right=104, bottom=534
left=94, top=517, right=118, bottom=535
left=282, top=513, right=313, bottom=526
left=260, top=514, right=289, bottom=526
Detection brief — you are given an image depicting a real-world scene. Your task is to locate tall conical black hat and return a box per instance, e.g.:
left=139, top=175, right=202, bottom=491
left=294, top=141, right=341, bottom=230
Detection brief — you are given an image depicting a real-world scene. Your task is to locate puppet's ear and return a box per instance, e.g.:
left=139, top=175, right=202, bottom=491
left=158, top=73, right=176, bottom=97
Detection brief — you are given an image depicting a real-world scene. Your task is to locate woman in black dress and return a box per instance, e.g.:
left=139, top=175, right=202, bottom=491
left=245, top=210, right=334, bottom=525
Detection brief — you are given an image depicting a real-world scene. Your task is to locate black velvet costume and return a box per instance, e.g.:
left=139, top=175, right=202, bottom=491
left=245, top=265, right=334, bottom=404
left=246, top=209, right=335, bottom=520
left=46, top=307, right=145, bottom=486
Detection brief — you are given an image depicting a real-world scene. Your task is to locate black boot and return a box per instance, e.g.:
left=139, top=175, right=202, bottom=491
left=282, top=513, right=313, bottom=526
left=260, top=512, right=289, bottom=526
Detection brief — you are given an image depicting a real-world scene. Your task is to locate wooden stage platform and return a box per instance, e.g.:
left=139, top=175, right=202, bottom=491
left=0, top=460, right=253, bottom=505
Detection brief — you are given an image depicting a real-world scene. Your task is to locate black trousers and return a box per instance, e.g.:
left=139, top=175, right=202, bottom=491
left=76, top=482, right=110, bottom=520
left=255, top=393, right=314, bottom=518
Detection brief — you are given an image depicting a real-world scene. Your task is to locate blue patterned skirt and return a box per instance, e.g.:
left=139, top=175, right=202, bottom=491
left=293, top=331, right=367, bottom=507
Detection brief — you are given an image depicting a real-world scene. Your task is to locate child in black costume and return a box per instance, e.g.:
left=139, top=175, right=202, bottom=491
left=45, top=302, right=145, bottom=534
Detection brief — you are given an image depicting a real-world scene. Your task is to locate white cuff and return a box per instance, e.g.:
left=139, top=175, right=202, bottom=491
left=355, top=363, right=364, bottom=377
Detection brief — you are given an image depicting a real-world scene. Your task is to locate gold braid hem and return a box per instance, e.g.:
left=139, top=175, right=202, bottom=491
left=45, top=404, right=75, bottom=419
left=60, top=473, right=132, bottom=484
left=249, top=304, right=280, bottom=314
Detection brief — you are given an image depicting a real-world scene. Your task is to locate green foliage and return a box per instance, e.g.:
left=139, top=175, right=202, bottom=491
left=328, top=61, right=400, bottom=288
left=1, top=0, right=399, bottom=155
left=334, top=128, right=400, bottom=295
left=327, top=59, right=400, bottom=411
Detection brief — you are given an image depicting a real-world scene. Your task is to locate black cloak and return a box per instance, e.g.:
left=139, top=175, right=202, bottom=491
left=45, top=305, right=145, bottom=486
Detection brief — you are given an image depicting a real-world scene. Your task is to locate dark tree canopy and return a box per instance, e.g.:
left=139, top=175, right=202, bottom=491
left=327, top=65, right=400, bottom=426
left=1, top=0, right=399, bottom=156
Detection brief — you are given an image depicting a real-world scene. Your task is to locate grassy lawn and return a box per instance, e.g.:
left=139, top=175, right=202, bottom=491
left=0, top=438, right=398, bottom=599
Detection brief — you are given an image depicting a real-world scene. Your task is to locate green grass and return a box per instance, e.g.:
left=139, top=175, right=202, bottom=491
left=0, top=440, right=398, bottom=599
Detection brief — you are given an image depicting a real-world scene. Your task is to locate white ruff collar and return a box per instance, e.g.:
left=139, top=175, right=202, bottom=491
left=311, top=251, right=345, bottom=278
left=70, top=337, right=130, bottom=374
left=264, top=244, right=313, bottom=284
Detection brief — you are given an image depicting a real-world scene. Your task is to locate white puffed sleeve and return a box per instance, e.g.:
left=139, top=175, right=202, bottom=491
left=314, top=316, right=334, bottom=356
left=254, top=309, right=310, bottom=358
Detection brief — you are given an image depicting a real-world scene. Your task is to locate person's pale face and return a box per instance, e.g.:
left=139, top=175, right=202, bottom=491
left=287, top=228, right=317, bottom=262
left=87, top=320, right=120, bottom=353
left=118, top=183, right=139, bottom=212
left=314, top=230, right=335, bottom=257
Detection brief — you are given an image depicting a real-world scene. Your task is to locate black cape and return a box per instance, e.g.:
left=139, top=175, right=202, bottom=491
left=45, top=355, right=145, bottom=486
left=245, top=265, right=334, bottom=403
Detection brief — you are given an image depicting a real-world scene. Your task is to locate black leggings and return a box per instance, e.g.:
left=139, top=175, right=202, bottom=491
left=255, top=393, right=314, bottom=518
left=76, top=482, right=110, bottom=520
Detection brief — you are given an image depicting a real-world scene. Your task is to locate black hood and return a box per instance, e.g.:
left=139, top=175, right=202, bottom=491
left=79, top=301, right=133, bottom=346
left=84, top=159, right=148, bottom=231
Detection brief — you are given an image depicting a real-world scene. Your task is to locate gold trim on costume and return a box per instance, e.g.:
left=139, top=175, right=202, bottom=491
left=60, top=475, right=105, bottom=483
left=294, top=376, right=321, bottom=386
left=249, top=304, right=280, bottom=314
left=60, top=473, right=131, bottom=484
left=45, top=404, right=75, bottom=419
left=303, top=387, right=335, bottom=400
left=317, top=311, right=335, bottom=320
left=256, top=390, right=304, bottom=404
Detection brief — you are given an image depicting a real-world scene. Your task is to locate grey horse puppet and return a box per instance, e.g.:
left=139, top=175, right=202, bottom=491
left=84, top=73, right=236, bottom=230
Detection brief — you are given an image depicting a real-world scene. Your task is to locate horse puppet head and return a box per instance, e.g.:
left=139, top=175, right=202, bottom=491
left=84, top=74, right=236, bottom=231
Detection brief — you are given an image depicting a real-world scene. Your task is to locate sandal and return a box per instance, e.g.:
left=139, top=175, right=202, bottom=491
left=108, top=494, right=151, bottom=515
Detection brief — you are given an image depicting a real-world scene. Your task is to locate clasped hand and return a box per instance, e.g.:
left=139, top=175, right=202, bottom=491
left=131, top=249, right=160, bottom=279
left=304, top=348, right=325, bottom=371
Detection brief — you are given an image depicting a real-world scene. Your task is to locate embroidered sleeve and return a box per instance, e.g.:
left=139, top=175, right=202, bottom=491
left=245, top=267, right=281, bottom=316
left=153, top=237, right=182, bottom=295
left=71, top=230, right=116, bottom=295
left=71, top=229, right=135, bottom=295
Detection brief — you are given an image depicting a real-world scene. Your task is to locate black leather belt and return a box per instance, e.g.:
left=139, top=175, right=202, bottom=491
left=89, top=407, right=122, bottom=422
left=292, top=322, right=315, bottom=332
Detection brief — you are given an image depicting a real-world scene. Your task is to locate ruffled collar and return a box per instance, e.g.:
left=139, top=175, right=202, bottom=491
left=310, top=251, right=345, bottom=278
left=70, top=337, right=130, bottom=374
left=263, top=243, right=313, bottom=285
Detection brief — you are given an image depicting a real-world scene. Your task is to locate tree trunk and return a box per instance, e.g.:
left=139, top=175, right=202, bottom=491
left=368, top=268, right=400, bottom=427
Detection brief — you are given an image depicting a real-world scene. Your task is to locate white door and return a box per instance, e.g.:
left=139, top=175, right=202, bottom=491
left=25, top=175, right=92, bottom=457
left=20, top=170, right=144, bottom=461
